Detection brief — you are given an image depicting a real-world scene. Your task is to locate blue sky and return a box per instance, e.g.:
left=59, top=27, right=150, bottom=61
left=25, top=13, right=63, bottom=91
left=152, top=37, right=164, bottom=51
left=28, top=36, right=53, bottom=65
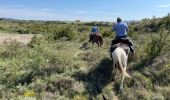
left=0, top=0, right=170, bottom=22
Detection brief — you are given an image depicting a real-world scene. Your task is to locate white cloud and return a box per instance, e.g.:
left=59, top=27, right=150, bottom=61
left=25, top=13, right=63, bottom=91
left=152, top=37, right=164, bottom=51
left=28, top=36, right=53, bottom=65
left=0, top=5, right=25, bottom=8
left=0, top=5, right=68, bottom=20
left=156, top=4, right=170, bottom=8
left=68, top=10, right=88, bottom=14
left=0, top=5, right=125, bottom=21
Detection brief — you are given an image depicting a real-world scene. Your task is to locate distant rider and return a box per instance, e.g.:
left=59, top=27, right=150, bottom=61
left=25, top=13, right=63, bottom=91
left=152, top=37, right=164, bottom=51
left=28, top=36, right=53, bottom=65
left=91, top=24, right=99, bottom=35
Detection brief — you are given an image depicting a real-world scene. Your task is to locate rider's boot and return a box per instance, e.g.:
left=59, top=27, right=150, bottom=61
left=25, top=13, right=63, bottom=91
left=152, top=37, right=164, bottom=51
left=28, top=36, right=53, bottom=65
left=130, top=46, right=135, bottom=55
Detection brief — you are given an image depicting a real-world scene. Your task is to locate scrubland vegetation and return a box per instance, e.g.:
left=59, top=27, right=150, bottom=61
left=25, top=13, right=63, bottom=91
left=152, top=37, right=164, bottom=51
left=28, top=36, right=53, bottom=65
left=0, top=15, right=170, bottom=100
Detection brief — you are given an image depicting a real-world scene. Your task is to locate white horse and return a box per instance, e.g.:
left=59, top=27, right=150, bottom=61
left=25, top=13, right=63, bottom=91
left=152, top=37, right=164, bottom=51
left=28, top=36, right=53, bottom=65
left=112, top=43, right=131, bottom=92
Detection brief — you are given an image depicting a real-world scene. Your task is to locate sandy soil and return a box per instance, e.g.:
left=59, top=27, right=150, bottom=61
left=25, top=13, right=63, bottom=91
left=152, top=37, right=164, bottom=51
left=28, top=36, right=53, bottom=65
left=0, top=32, right=34, bottom=44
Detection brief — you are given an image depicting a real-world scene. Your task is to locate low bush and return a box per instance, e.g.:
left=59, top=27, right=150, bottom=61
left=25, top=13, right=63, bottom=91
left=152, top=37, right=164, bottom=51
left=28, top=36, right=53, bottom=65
left=145, top=25, right=170, bottom=60
left=52, top=25, right=77, bottom=41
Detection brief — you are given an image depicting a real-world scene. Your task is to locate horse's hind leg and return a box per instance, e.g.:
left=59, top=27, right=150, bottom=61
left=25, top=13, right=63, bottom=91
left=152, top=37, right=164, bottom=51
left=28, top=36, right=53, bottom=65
left=98, top=41, right=101, bottom=47
left=112, top=63, right=118, bottom=82
left=120, top=60, right=127, bottom=93
left=92, top=42, right=94, bottom=46
left=119, top=75, right=124, bottom=93
left=97, top=42, right=100, bottom=47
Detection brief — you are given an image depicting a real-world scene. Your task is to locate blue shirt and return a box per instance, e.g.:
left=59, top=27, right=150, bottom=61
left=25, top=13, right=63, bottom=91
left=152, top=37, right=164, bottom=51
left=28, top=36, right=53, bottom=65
left=112, top=22, right=128, bottom=37
left=91, top=26, right=99, bottom=33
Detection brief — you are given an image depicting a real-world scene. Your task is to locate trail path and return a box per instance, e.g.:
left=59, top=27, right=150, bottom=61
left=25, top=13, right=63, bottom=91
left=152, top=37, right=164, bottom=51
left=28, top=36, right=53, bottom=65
left=0, top=32, right=34, bottom=44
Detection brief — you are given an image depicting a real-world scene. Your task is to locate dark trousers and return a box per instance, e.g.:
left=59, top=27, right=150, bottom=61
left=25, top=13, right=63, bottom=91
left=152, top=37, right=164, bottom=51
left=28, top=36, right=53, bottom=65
left=110, top=36, right=134, bottom=54
left=112, top=36, right=133, bottom=46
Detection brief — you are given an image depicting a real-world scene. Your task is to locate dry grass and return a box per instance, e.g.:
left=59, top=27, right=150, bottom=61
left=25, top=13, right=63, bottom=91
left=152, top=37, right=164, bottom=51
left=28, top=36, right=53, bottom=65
left=0, top=32, right=34, bottom=44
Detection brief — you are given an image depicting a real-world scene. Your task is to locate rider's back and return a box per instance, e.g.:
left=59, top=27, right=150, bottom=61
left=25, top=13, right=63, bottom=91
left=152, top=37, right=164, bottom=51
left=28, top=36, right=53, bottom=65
left=110, top=17, right=135, bottom=56
left=91, top=26, right=99, bottom=33
left=113, top=22, right=128, bottom=37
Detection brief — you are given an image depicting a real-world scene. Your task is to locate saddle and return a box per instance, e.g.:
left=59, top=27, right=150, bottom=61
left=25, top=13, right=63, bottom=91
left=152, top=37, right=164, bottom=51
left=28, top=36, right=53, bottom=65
left=110, top=38, right=131, bottom=56
left=110, top=43, right=119, bottom=53
left=111, top=38, right=131, bottom=46
left=90, top=34, right=99, bottom=37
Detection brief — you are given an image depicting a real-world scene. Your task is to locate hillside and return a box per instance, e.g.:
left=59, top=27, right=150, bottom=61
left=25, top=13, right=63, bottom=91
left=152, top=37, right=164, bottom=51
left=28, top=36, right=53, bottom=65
left=0, top=16, right=170, bottom=100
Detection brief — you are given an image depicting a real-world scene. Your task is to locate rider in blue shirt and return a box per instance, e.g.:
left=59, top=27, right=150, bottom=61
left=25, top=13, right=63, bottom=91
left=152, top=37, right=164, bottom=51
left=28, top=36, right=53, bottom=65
left=112, top=19, right=128, bottom=39
left=89, top=24, right=99, bottom=42
left=111, top=17, right=135, bottom=55
left=91, top=24, right=99, bottom=35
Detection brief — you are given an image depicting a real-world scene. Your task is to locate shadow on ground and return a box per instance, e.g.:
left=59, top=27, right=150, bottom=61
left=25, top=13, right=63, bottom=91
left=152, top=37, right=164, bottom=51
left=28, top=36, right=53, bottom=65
left=74, top=57, right=116, bottom=99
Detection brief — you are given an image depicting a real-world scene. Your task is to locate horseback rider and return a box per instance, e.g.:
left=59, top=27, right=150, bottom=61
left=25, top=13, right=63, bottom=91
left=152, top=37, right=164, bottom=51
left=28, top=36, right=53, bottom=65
left=110, top=17, right=135, bottom=57
left=91, top=24, right=99, bottom=35
left=89, top=24, right=99, bottom=42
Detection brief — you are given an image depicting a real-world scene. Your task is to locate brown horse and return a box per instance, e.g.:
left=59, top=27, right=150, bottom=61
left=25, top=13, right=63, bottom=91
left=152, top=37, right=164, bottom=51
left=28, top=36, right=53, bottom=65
left=89, top=34, right=103, bottom=47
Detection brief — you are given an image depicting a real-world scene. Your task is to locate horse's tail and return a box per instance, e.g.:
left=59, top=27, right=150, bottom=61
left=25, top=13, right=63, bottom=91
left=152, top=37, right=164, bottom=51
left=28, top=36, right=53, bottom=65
left=99, top=35, right=103, bottom=46
left=89, top=34, right=92, bottom=42
left=118, top=55, right=131, bottom=78
left=114, top=47, right=131, bottom=78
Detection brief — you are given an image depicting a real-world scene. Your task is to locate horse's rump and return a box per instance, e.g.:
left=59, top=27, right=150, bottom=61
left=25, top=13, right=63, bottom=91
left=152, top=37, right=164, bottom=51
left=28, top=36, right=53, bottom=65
left=90, top=34, right=102, bottom=40
left=112, top=47, right=130, bottom=77
left=89, top=34, right=103, bottom=47
left=110, top=43, right=130, bottom=55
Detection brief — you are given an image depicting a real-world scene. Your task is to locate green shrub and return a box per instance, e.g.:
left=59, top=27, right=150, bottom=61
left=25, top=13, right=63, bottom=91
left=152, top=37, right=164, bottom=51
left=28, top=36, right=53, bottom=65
left=53, top=25, right=77, bottom=40
left=145, top=25, right=169, bottom=60
left=0, top=40, right=24, bottom=59
left=28, top=35, right=47, bottom=48
left=77, top=26, right=90, bottom=33
left=78, top=32, right=88, bottom=42
left=101, top=30, right=113, bottom=38
left=17, top=29, right=29, bottom=34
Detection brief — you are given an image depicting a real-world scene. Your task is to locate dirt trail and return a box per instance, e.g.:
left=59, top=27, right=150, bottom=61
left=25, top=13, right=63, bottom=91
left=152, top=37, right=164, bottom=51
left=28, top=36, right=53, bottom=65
left=0, top=32, right=34, bottom=44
